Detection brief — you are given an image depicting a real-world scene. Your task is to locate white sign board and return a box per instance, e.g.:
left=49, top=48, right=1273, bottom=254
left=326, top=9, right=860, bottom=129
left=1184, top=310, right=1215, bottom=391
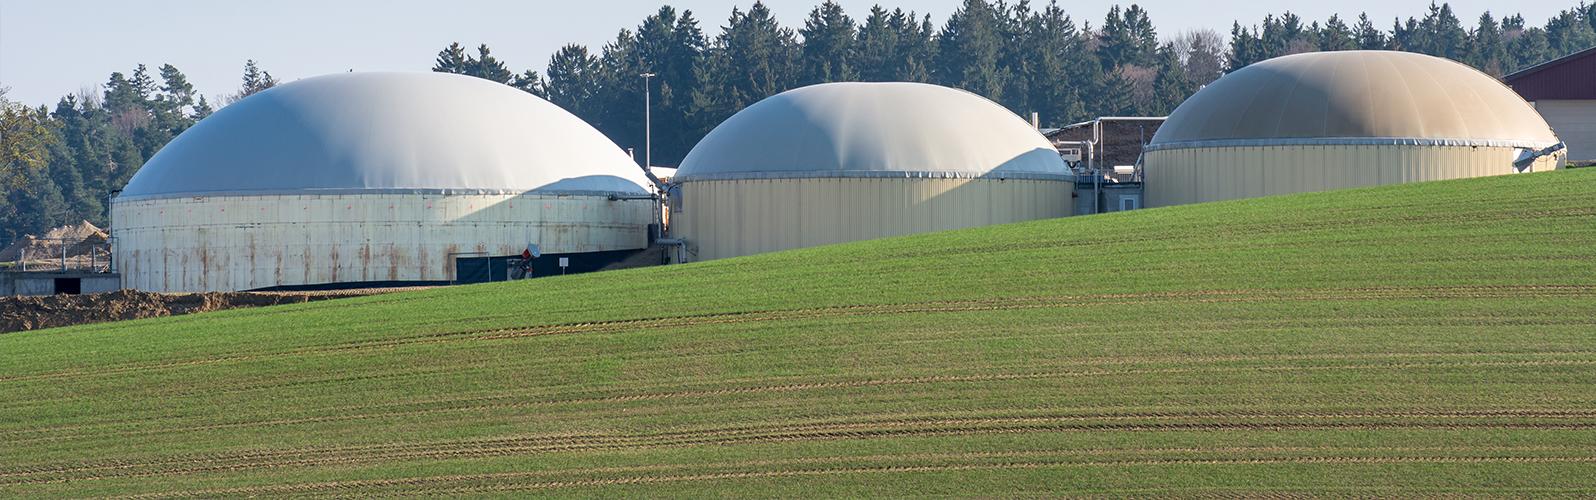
left=558, top=257, right=569, bottom=268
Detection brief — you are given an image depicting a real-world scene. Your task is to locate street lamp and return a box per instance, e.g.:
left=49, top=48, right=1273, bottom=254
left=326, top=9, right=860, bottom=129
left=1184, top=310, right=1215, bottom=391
left=640, top=72, right=656, bottom=171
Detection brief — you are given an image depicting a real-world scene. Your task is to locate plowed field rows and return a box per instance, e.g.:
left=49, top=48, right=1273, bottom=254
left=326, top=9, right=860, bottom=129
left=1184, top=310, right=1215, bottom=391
left=3, top=170, right=1596, bottom=496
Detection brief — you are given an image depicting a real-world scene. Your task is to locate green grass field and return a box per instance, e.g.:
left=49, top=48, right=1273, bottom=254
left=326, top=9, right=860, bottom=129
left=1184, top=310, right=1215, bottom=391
left=4, top=169, right=1596, bottom=497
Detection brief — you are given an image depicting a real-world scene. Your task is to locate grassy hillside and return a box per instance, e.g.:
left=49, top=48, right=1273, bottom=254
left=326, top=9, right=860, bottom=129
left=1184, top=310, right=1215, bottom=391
left=4, top=170, right=1596, bottom=497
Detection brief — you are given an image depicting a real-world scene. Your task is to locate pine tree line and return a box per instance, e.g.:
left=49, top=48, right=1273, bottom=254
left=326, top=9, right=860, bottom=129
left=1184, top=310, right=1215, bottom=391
left=3, top=1, right=1593, bottom=248
left=1, top=61, right=268, bottom=246
left=435, top=0, right=1594, bottom=168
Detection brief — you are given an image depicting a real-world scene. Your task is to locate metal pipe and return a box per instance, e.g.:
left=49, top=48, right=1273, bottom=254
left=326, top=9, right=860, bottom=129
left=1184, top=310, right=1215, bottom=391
left=641, top=72, right=655, bottom=174
left=607, top=193, right=660, bottom=201
left=1513, top=142, right=1566, bottom=170
left=107, top=188, right=120, bottom=274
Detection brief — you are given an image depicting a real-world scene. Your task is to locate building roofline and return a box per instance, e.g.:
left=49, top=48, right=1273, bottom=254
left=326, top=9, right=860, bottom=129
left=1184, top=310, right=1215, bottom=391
left=1505, top=44, right=1596, bottom=82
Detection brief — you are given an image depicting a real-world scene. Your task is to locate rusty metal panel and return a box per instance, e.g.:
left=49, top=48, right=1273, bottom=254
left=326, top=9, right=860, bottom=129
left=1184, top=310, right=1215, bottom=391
left=112, top=192, right=652, bottom=292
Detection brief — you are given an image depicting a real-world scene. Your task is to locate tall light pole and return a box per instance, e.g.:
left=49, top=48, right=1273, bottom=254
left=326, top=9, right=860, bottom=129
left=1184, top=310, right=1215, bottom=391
left=640, top=72, right=656, bottom=171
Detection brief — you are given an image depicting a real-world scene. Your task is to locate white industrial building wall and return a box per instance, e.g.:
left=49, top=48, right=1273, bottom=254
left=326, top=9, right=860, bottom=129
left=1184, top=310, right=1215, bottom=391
left=1535, top=100, right=1596, bottom=162
left=112, top=193, right=654, bottom=292
left=673, top=177, right=1072, bottom=261
left=1143, top=145, right=1566, bottom=208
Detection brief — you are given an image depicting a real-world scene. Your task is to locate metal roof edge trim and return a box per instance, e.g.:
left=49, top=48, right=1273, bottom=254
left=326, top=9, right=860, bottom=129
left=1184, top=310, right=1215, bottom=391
left=112, top=187, right=648, bottom=203
left=671, top=170, right=1077, bottom=183
left=1144, top=137, right=1563, bottom=153
left=1504, top=45, right=1596, bottom=82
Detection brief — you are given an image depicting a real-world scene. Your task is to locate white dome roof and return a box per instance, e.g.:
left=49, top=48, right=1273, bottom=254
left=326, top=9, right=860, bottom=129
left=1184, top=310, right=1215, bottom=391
left=1150, top=51, right=1560, bottom=151
left=120, top=72, right=650, bottom=200
left=676, top=82, right=1069, bottom=181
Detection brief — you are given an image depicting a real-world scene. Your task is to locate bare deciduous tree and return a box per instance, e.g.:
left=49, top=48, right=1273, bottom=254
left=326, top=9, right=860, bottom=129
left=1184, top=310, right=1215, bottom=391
left=1169, top=29, right=1226, bottom=87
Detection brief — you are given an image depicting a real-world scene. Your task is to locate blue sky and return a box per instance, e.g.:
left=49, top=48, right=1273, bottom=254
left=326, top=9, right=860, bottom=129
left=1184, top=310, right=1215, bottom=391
left=0, top=0, right=1578, bottom=106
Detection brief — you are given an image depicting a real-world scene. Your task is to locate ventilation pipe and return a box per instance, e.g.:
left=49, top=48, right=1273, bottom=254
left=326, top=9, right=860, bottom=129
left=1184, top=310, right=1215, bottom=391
left=1513, top=142, right=1565, bottom=172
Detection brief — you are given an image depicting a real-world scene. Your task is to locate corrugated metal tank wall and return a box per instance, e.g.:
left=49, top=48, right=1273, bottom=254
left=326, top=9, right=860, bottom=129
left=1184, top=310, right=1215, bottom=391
left=113, top=193, right=653, bottom=292
left=673, top=177, right=1072, bottom=261
left=1143, top=145, right=1566, bottom=208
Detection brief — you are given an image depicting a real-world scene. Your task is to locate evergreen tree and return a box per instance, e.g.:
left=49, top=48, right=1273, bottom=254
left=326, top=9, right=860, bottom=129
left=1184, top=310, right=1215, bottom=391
left=431, top=43, right=522, bottom=86
left=1419, top=2, right=1469, bottom=59
left=934, top=0, right=1006, bottom=98
left=1503, top=14, right=1552, bottom=71
left=855, top=6, right=901, bottom=82
left=642, top=7, right=708, bottom=164
left=1545, top=5, right=1596, bottom=57
left=510, top=70, right=546, bottom=96
left=1319, top=15, right=1358, bottom=50
left=798, top=1, right=859, bottom=85
left=1355, top=13, right=1388, bottom=49
left=45, top=134, right=98, bottom=226
left=1019, top=1, right=1087, bottom=125
left=896, top=11, right=936, bottom=82
left=466, top=44, right=515, bottom=84
left=101, top=72, right=142, bottom=115
left=1096, top=6, right=1146, bottom=70
left=49, top=94, right=119, bottom=219
left=995, top=0, right=1036, bottom=112
left=1260, top=13, right=1311, bottom=55
left=1121, top=5, right=1159, bottom=65
left=1151, top=42, right=1193, bottom=115
left=152, top=64, right=196, bottom=137
left=230, top=59, right=277, bottom=103
left=1228, top=23, right=1264, bottom=69
left=693, top=2, right=800, bottom=131
left=3, top=163, right=70, bottom=244
left=128, top=65, right=157, bottom=105
left=593, top=28, right=645, bottom=155
left=544, top=44, right=602, bottom=118
left=1468, top=12, right=1508, bottom=75
left=191, top=95, right=214, bottom=121
left=433, top=43, right=469, bottom=73
left=1391, top=16, right=1424, bottom=52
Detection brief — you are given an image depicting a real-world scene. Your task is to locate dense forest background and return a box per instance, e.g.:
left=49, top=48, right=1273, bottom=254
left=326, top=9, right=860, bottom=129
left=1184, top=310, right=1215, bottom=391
left=2, top=0, right=1593, bottom=247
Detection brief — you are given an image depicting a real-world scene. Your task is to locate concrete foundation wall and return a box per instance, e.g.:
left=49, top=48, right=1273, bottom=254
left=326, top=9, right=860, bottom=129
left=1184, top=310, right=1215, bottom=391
left=2, top=273, right=121, bottom=296
left=1143, top=144, right=1565, bottom=208
left=112, top=192, right=655, bottom=292
left=673, top=177, right=1072, bottom=261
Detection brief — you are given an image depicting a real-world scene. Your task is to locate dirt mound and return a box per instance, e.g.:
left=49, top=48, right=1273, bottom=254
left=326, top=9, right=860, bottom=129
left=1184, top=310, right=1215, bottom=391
left=0, top=289, right=369, bottom=333
left=0, top=220, right=112, bottom=271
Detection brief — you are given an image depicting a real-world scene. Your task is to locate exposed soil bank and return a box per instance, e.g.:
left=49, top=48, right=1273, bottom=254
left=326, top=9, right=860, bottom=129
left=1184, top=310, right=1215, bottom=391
left=1, top=289, right=412, bottom=333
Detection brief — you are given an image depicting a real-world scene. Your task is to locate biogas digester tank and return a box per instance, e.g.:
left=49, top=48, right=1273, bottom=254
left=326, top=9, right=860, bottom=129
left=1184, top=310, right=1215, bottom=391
left=113, top=72, right=655, bottom=292
left=1143, top=50, right=1565, bottom=207
left=672, top=82, right=1073, bottom=261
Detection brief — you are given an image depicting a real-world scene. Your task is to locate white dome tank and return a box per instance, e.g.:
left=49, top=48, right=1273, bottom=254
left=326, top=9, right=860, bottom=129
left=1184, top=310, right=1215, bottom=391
left=113, top=72, right=656, bottom=292
left=1143, top=50, right=1564, bottom=207
left=672, top=82, right=1072, bottom=261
